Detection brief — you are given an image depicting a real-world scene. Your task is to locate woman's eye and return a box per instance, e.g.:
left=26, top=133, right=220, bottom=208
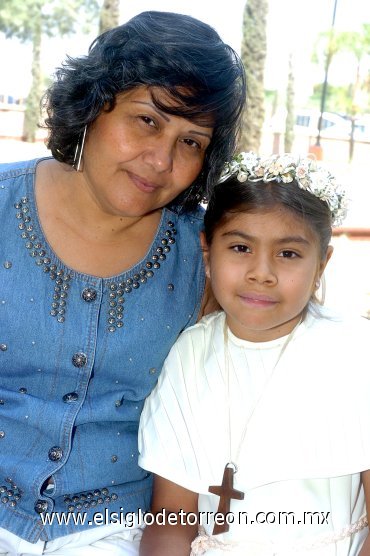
left=182, top=138, right=202, bottom=150
left=139, top=115, right=157, bottom=127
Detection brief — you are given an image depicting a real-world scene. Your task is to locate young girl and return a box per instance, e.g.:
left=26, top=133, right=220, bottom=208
left=138, top=152, right=370, bottom=556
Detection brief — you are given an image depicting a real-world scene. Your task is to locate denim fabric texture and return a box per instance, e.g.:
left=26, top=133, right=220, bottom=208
left=0, top=158, right=205, bottom=542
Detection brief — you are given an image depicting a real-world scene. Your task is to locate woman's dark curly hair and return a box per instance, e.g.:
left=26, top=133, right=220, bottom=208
left=43, top=10, right=246, bottom=211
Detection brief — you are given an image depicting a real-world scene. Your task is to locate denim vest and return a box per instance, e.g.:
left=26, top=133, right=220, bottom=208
left=0, top=158, right=205, bottom=542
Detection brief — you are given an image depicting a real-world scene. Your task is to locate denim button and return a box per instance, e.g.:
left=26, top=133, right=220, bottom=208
left=62, top=392, right=79, bottom=403
left=34, top=499, right=48, bottom=513
left=72, top=353, right=87, bottom=367
left=48, top=446, right=63, bottom=461
left=81, top=288, right=97, bottom=302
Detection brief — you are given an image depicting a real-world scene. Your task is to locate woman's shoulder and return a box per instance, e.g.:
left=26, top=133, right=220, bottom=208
left=0, top=158, right=42, bottom=181
left=0, top=159, right=41, bottom=213
left=169, top=204, right=205, bottom=230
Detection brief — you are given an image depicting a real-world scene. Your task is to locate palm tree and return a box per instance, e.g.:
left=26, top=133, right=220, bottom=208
left=99, top=0, right=120, bottom=34
left=240, top=0, right=269, bottom=152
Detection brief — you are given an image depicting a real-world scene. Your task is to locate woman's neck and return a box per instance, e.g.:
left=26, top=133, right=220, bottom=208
left=33, top=159, right=163, bottom=277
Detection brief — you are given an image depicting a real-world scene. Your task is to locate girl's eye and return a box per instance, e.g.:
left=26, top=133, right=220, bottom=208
left=232, top=244, right=251, bottom=253
left=279, top=250, right=299, bottom=258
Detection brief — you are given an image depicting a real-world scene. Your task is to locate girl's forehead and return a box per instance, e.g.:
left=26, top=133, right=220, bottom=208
left=216, top=207, right=319, bottom=243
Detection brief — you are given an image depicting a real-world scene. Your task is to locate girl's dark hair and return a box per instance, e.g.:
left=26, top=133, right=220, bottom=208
left=43, top=11, right=246, bottom=210
left=204, top=177, right=332, bottom=259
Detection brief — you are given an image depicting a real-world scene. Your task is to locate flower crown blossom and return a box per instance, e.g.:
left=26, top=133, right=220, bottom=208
left=218, top=152, right=349, bottom=227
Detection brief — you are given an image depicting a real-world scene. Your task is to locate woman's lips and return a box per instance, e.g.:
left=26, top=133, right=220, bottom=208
left=128, top=172, right=161, bottom=193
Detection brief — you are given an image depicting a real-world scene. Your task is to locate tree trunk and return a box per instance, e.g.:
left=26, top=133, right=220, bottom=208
left=99, top=0, right=120, bottom=34
left=284, top=55, right=295, bottom=153
left=348, top=62, right=361, bottom=162
left=23, top=14, right=42, bottom=143
left=349, top=118, right=355, bottom=162
left=239, top=0, right=269, bottom=152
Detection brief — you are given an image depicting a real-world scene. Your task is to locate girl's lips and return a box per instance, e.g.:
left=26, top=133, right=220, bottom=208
left=239, top=294, right=278, bottom=307
left=128, top=172, right=161, bottom=193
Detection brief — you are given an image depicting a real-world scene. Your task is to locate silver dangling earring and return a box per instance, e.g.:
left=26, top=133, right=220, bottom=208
left=73, top=125, right=87, bottom=172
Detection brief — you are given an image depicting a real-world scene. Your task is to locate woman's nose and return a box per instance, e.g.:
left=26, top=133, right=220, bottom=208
left=143, top=138, right=174, bottom=173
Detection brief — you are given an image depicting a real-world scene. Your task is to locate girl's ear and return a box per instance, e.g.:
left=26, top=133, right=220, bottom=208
left=312, top=246, right=334, bottom=305
left=318, top=244, right=334, bottom=279
left=200, top=231, right=211, bottom=279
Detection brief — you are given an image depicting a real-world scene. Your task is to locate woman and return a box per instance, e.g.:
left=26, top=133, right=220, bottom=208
left=0, top=10, right=246, bottom=555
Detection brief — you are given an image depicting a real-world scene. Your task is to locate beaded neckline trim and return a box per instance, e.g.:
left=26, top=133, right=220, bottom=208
left=14, top=196, right=176, bottom=333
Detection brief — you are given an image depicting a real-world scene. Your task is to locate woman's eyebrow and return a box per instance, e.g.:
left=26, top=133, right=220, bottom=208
left=131, top=100, right=213, bottom=140
left=132, top=100, right=170, bottom=121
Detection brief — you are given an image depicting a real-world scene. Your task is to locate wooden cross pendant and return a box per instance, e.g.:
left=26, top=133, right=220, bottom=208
left=208, top=464, right=244, bottom=535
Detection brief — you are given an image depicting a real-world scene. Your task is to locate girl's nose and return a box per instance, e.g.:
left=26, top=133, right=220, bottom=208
left=245, top=255, right=277, bottom=285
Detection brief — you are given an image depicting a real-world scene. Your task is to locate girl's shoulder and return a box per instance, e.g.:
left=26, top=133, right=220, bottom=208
left=178, top=309, right=224, bottom=338
left=303, top=306, right=370, bottom=362
left=306, top=305, right=369, bottom=335
left=167, top=311, right=224, bottom=359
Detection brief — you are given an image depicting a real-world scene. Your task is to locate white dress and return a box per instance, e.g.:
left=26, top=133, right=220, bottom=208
left=0, top=522, right=143, bottom=556
left=139, top=309, right=370, bottom=555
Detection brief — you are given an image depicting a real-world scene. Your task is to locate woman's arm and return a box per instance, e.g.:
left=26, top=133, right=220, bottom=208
left=140, top=474, right=198, bottom=556
left=359, top=470, right=370, bottom=555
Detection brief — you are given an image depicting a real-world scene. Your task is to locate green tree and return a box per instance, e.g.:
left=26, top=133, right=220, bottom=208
left=239, top=0, right=268, bottom=152
left=0, top=0, right=99, bottom=142
left=99, top=0, right=120, bottom=34
left=312, top=24, right=370, bottom=160
left=335, top=26, right=370, bottom=160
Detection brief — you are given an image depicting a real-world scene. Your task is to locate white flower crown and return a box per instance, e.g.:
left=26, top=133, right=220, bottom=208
left=218, top=152, right=348, bottom=227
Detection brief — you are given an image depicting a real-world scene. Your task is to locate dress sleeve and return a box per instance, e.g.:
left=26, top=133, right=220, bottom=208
left=138, top=327, right=213, bottom=495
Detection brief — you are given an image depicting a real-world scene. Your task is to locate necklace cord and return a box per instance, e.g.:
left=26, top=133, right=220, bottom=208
left=224, top=316, right=303, bottom=467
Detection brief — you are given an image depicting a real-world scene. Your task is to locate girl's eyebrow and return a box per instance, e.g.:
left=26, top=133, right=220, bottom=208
left=221, top=230, right=254, bottom=241
left=131, top=100, right=213, bottom=140
left=221, top=230, right=311, bottom=246
left=276, top=236, right=311, bottom=246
